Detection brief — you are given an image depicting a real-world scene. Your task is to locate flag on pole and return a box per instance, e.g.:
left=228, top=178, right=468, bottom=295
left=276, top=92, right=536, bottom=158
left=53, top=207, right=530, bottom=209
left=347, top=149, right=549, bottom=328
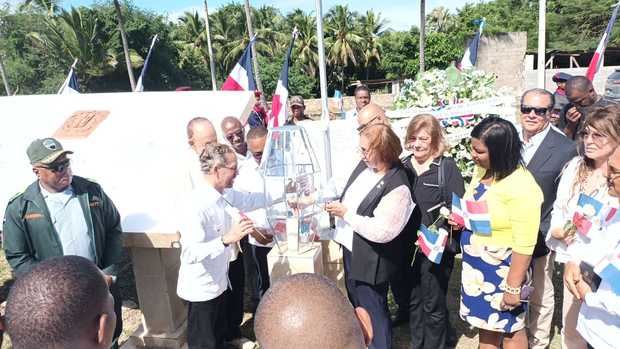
left=221, top=37, right=257, bottom=91
left=58, top=59, right=80, bottom=94
left=417, top=224, right=449, bottom=264
left=586, top=3, right=620, bottom=81
left=460, top=18, right=485, bottom=69
left=269, top=28, right=299, bottom=128
left=135, top=34, right=159, bottom=92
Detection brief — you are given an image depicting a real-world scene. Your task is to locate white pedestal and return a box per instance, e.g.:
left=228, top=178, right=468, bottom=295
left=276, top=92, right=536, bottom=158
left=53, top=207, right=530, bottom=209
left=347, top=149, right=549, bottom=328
left=267, top=243, right=324, bottom=284
left=122, top=233, right=187, bottom=349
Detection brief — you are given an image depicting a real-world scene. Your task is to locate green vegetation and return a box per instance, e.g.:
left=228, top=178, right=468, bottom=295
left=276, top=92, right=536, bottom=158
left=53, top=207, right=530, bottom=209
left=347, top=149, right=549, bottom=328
left=1, top=0, right=619, bottom=97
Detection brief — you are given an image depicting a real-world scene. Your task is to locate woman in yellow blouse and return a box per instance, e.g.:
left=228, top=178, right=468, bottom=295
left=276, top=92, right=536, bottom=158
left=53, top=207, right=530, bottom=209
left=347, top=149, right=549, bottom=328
left=452, top=117, right=543, bottom=349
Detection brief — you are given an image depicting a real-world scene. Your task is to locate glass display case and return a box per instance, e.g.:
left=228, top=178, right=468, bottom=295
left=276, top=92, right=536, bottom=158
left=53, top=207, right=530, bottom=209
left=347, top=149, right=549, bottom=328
left=259, top=125, right=332, bottom=254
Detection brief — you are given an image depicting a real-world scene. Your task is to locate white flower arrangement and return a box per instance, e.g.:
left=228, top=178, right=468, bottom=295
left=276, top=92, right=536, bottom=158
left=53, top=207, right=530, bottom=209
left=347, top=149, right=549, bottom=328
left=394, top=69, right=506, bottom=181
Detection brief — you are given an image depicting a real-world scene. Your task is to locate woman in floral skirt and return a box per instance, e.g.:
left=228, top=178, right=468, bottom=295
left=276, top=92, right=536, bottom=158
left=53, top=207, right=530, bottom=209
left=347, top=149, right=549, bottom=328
left=452, top=117, right=543, bottom=349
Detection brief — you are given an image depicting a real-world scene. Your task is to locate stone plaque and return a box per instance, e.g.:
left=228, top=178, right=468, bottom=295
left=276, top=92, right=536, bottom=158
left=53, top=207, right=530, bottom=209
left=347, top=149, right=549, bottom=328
left=53, top=110, right=109, bottom=139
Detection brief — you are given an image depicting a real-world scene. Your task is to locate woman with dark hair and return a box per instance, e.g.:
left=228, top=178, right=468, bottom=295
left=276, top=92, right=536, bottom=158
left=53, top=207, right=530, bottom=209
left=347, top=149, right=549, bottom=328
left=400, top=114, right=465, bottom=349
left=453, top=117, right=543, bottom=349
left=326, top=124, right=414, bottom=349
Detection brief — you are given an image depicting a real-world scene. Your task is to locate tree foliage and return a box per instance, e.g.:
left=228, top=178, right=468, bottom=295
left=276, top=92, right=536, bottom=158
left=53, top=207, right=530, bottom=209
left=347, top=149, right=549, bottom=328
left=1, top=0, right=619, bottom=96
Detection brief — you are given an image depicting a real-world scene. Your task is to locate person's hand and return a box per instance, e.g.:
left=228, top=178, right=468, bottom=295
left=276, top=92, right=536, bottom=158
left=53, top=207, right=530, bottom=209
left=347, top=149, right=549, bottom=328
left=447, top=217, right=464, bottom=230
left=223, top=218, right=254, bottom=245
left=500, top=291, right=521, bottom=311
left=550, top=226, right=576, bottom=245
left=566, top=106, right=582, bottom=125
left=576, top=279, right=592, bottom=301
left=325, top=201, right=347, bottom=218
left=251, top=227, right=274, bottom=245
left=103, top=274, right=114, bottom=287
left=564, top=261, right=583, bottom=300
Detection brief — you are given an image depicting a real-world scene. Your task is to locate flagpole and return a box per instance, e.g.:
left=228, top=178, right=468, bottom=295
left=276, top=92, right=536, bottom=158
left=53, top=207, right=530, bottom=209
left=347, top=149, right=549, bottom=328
left=537, top=0, right=546, bottom=88
left=203, top=0, right=218, bottom=91
left=243, top=0, right=264, bottom=100
left=315, top=0, right=332, bottom=179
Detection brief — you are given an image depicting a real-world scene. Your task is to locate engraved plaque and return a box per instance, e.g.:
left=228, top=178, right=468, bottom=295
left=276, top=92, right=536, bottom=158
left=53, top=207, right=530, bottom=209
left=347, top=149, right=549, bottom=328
left=53, top=110, right=109, bottom=139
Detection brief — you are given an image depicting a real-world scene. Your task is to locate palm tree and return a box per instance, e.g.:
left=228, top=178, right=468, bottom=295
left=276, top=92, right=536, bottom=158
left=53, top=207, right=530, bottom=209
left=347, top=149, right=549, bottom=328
left=29, top=7, right=142, bottom=88
left=419, top=0, right=426, bottom=73
left=20, top=0, right=56, bottom=16
left=427, top=6, right=453, bottom=33
left=359, top=10, right=386, bottom=80
left=325, top=5, right=362, bottom=90
left=177, top=11, right=209, bottom=65
left=287, top=10, right=318, bottom=76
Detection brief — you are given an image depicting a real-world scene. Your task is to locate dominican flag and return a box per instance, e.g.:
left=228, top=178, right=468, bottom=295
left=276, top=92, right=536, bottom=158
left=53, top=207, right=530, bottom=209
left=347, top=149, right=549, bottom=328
left=135, top=34, right=158, bottom=92
left=269, top=30, right=298, bottom=128
left=417, top=225, right=449, bottom=264
left=460, top=18, right=485, bottom=69
left=221, top=38, right=257, bottom=91
left=573, top=193, right=604, bottom=236
left=594, top=252, right=620, bottom=294
left=451, top=193, right=492, bottom=236
left=58, top=59, right=80, bottom=94
left=586, top=3, right=620, bottom=81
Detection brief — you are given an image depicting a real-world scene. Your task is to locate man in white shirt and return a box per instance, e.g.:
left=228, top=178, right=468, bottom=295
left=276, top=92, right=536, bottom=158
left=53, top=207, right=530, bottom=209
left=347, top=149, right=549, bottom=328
left=345, top=85, right=372, bottom=121
left=177, top=143, right=264, bottom=349
left=239, top=127, right=276, bottom=299
left=565, top=145, right=620, bottom=349
left=519, top=88, right=577, bottom=349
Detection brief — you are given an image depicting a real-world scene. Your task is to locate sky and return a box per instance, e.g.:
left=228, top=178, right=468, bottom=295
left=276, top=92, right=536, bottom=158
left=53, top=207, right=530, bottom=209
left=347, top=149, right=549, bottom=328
left=47, top=0, right=482, bottom=31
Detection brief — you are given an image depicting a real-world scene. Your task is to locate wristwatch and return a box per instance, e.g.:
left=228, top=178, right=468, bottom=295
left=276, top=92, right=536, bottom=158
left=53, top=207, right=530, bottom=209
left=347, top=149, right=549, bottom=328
left=221, top=236, right=229, bottom=247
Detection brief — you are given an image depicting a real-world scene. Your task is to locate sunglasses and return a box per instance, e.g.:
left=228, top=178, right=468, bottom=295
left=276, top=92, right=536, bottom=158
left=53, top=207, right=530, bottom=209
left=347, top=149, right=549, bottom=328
left=357, top=116, right=379, bottom=132
left=225, top=129, right=244, bottom=142
left=520, top=106, right=549, bottom=117
left=41, top=159, right=71, bottom=173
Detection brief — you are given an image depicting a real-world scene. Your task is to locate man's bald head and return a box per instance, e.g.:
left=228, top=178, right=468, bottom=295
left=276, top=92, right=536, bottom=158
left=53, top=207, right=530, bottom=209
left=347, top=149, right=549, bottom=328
left=187, top=117, right=217, bottom=154
left=357, top=103, right=387, bottom=132
left=221, top=116, right=246, bottom=155
left=255, top=273, right=369, bottom=349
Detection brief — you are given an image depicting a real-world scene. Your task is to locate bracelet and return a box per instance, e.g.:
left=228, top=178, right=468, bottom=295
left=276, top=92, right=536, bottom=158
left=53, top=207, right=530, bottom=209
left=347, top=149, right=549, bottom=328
left=221, top=236, right=229, bottom=247
left=500, top=283, right=521, bottom=295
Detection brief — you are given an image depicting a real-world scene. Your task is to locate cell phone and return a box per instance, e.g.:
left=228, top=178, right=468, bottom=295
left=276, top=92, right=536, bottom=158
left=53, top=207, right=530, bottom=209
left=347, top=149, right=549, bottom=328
left=579, top=261, right=602, bottom=292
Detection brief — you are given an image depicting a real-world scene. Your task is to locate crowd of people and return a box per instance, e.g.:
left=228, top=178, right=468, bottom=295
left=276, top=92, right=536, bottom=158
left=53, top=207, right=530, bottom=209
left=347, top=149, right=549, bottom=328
left=1, top=75, right=619, bottom=349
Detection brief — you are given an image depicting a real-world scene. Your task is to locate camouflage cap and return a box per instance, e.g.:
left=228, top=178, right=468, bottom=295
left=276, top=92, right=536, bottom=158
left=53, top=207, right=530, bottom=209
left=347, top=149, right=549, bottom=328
left=26, top=138, right=73, bottom=165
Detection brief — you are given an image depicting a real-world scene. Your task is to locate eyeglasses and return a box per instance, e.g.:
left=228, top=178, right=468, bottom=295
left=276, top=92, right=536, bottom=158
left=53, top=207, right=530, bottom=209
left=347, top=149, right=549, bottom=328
left=40, top=159, right=71, bottom=173
left=579, top=129, right=609, bottom=145
left=608, top=171, right=620, bottom=186
left=357, top=116, right=379, bottom=132
left=225, top=129, right=244, bottom=142
left=520, top=106, right=549, bottom=117
left=358, top=146, right=371, bottom=157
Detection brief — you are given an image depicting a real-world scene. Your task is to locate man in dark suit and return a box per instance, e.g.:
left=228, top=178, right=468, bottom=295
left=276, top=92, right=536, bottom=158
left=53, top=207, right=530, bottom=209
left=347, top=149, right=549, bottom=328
left=519, top=89, right=577, bottom=349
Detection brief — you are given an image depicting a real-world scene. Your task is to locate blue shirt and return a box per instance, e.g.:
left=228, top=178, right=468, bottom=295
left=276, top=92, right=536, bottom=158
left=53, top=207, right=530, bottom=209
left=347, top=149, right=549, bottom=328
left=40, top=184, right=95, bottom=261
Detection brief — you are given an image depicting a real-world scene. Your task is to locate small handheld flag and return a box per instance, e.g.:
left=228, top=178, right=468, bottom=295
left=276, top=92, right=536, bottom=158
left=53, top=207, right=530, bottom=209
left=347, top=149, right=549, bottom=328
left=417, top=224, right=449, bottom=264
left=594, top=251, right=620, bottom=294
left=572, top=193, right=604, bottom=236
left=450, top=192, right=492, bottom=236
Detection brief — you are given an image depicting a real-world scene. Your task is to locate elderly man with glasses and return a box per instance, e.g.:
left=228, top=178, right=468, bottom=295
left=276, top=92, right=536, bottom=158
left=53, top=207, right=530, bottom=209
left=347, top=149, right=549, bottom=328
left=2, top=137, right=124, bottom=348
left=519, top=89, right=577, bottom=349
